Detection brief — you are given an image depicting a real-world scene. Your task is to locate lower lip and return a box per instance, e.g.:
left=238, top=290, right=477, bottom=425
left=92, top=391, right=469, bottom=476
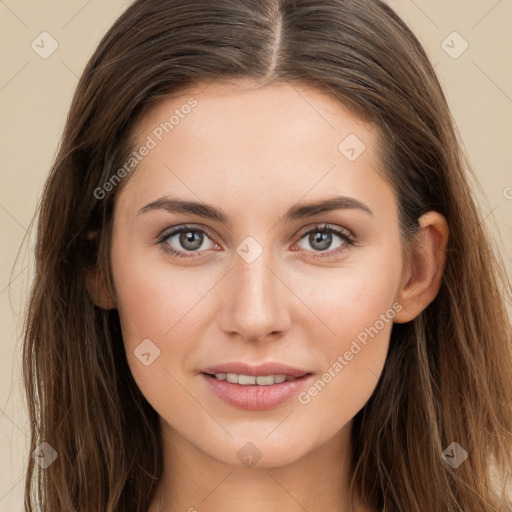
left=201, top=373, right=313, bottom=410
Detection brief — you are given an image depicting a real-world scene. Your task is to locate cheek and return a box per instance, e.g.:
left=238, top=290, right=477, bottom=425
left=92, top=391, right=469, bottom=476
left=293, top=244, right=402, bottom=417
left=296, top=237, right=402, bottom=344
left=110, top=238, right=220, bottom=398
left=110, top=247, right=213, bottom=416
left=111, top=243, right=212, bottom=341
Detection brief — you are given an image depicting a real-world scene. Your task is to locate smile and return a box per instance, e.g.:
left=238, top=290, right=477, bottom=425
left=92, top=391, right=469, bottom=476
left=201, top=372, right=313, bottom=410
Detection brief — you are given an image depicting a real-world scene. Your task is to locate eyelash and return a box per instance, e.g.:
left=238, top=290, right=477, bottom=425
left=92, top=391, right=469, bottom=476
left=156, top=223, right=356, bottom=260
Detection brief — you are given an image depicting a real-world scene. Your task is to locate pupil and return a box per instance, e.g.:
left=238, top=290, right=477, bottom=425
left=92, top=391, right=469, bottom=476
left=310, top=231, right=331, bottom=251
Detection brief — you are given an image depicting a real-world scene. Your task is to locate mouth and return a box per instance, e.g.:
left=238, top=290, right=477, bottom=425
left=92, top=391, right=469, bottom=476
left=199, top=363, right=314, bottom=410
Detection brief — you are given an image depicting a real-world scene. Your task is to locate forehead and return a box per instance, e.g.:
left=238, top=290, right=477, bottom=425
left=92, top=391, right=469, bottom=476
left=138, top=79, right=375, bottom=152
left=117, top=80, right=393, bottom=220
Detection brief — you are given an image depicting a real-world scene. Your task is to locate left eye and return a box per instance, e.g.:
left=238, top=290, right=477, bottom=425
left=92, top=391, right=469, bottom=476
left=293, top=224, right=355, bottom=258
left=158, top=225, right=218, bottom=258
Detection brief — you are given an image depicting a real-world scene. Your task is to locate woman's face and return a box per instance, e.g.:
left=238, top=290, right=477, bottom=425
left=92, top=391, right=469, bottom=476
left=110, top=80, right=406, bottom=467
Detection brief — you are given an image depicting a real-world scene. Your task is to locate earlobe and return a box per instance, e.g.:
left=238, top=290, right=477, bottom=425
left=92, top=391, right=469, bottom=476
left=85, top=267, right=117, bottom=310
left=394, top=211, right=449, bottom=323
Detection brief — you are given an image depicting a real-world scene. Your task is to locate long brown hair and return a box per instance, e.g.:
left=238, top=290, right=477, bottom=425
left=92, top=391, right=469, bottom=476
left=23, top=0, right=512, bottom=510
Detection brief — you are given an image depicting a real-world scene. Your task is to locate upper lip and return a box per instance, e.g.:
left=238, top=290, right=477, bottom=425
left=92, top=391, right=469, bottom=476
left=200, top=362, right=312, bottom=378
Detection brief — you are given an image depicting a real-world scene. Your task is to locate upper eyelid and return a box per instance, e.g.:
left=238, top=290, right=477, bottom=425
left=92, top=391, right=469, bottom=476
left=159, top=223, right=218, bottom=242
left=296, top=223, right=353, bottom=238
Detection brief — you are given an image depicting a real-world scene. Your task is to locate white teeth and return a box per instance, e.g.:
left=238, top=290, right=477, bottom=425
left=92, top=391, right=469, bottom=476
left=214, top=373, right=290, bottom=385
left=226, top=373, right=238, bottom=383
left=238, top=374, right=256, bottom=385
left=256, top=375, right=276, bottom=385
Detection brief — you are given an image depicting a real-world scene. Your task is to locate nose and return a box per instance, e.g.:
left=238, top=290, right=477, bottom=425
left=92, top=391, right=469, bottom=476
left=218, top=247, right=292, bottom=342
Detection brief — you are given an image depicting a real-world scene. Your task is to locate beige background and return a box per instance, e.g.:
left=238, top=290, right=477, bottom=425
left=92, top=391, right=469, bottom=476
left=1, top=1, right=511, bottom=510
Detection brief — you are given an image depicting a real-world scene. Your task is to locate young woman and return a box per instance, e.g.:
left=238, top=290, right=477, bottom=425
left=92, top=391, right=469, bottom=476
left=23, top=0, right=512, bottom=511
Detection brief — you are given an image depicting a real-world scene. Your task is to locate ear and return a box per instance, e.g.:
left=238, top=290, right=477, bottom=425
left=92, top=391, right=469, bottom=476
left=85, top=267, right=117, bottom=310
left=394, top=211, right=449, bottom=323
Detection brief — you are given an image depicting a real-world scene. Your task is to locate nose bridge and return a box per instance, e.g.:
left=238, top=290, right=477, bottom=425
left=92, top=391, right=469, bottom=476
left=221, top=242, right=290, bottom=340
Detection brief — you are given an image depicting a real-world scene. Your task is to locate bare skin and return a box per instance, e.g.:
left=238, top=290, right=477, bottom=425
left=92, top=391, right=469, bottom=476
left=88, top=79, right=448, bottom=512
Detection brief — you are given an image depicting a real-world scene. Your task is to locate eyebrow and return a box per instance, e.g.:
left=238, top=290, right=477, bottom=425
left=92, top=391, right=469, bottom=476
left=137, top=195, right=373, bottom=223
